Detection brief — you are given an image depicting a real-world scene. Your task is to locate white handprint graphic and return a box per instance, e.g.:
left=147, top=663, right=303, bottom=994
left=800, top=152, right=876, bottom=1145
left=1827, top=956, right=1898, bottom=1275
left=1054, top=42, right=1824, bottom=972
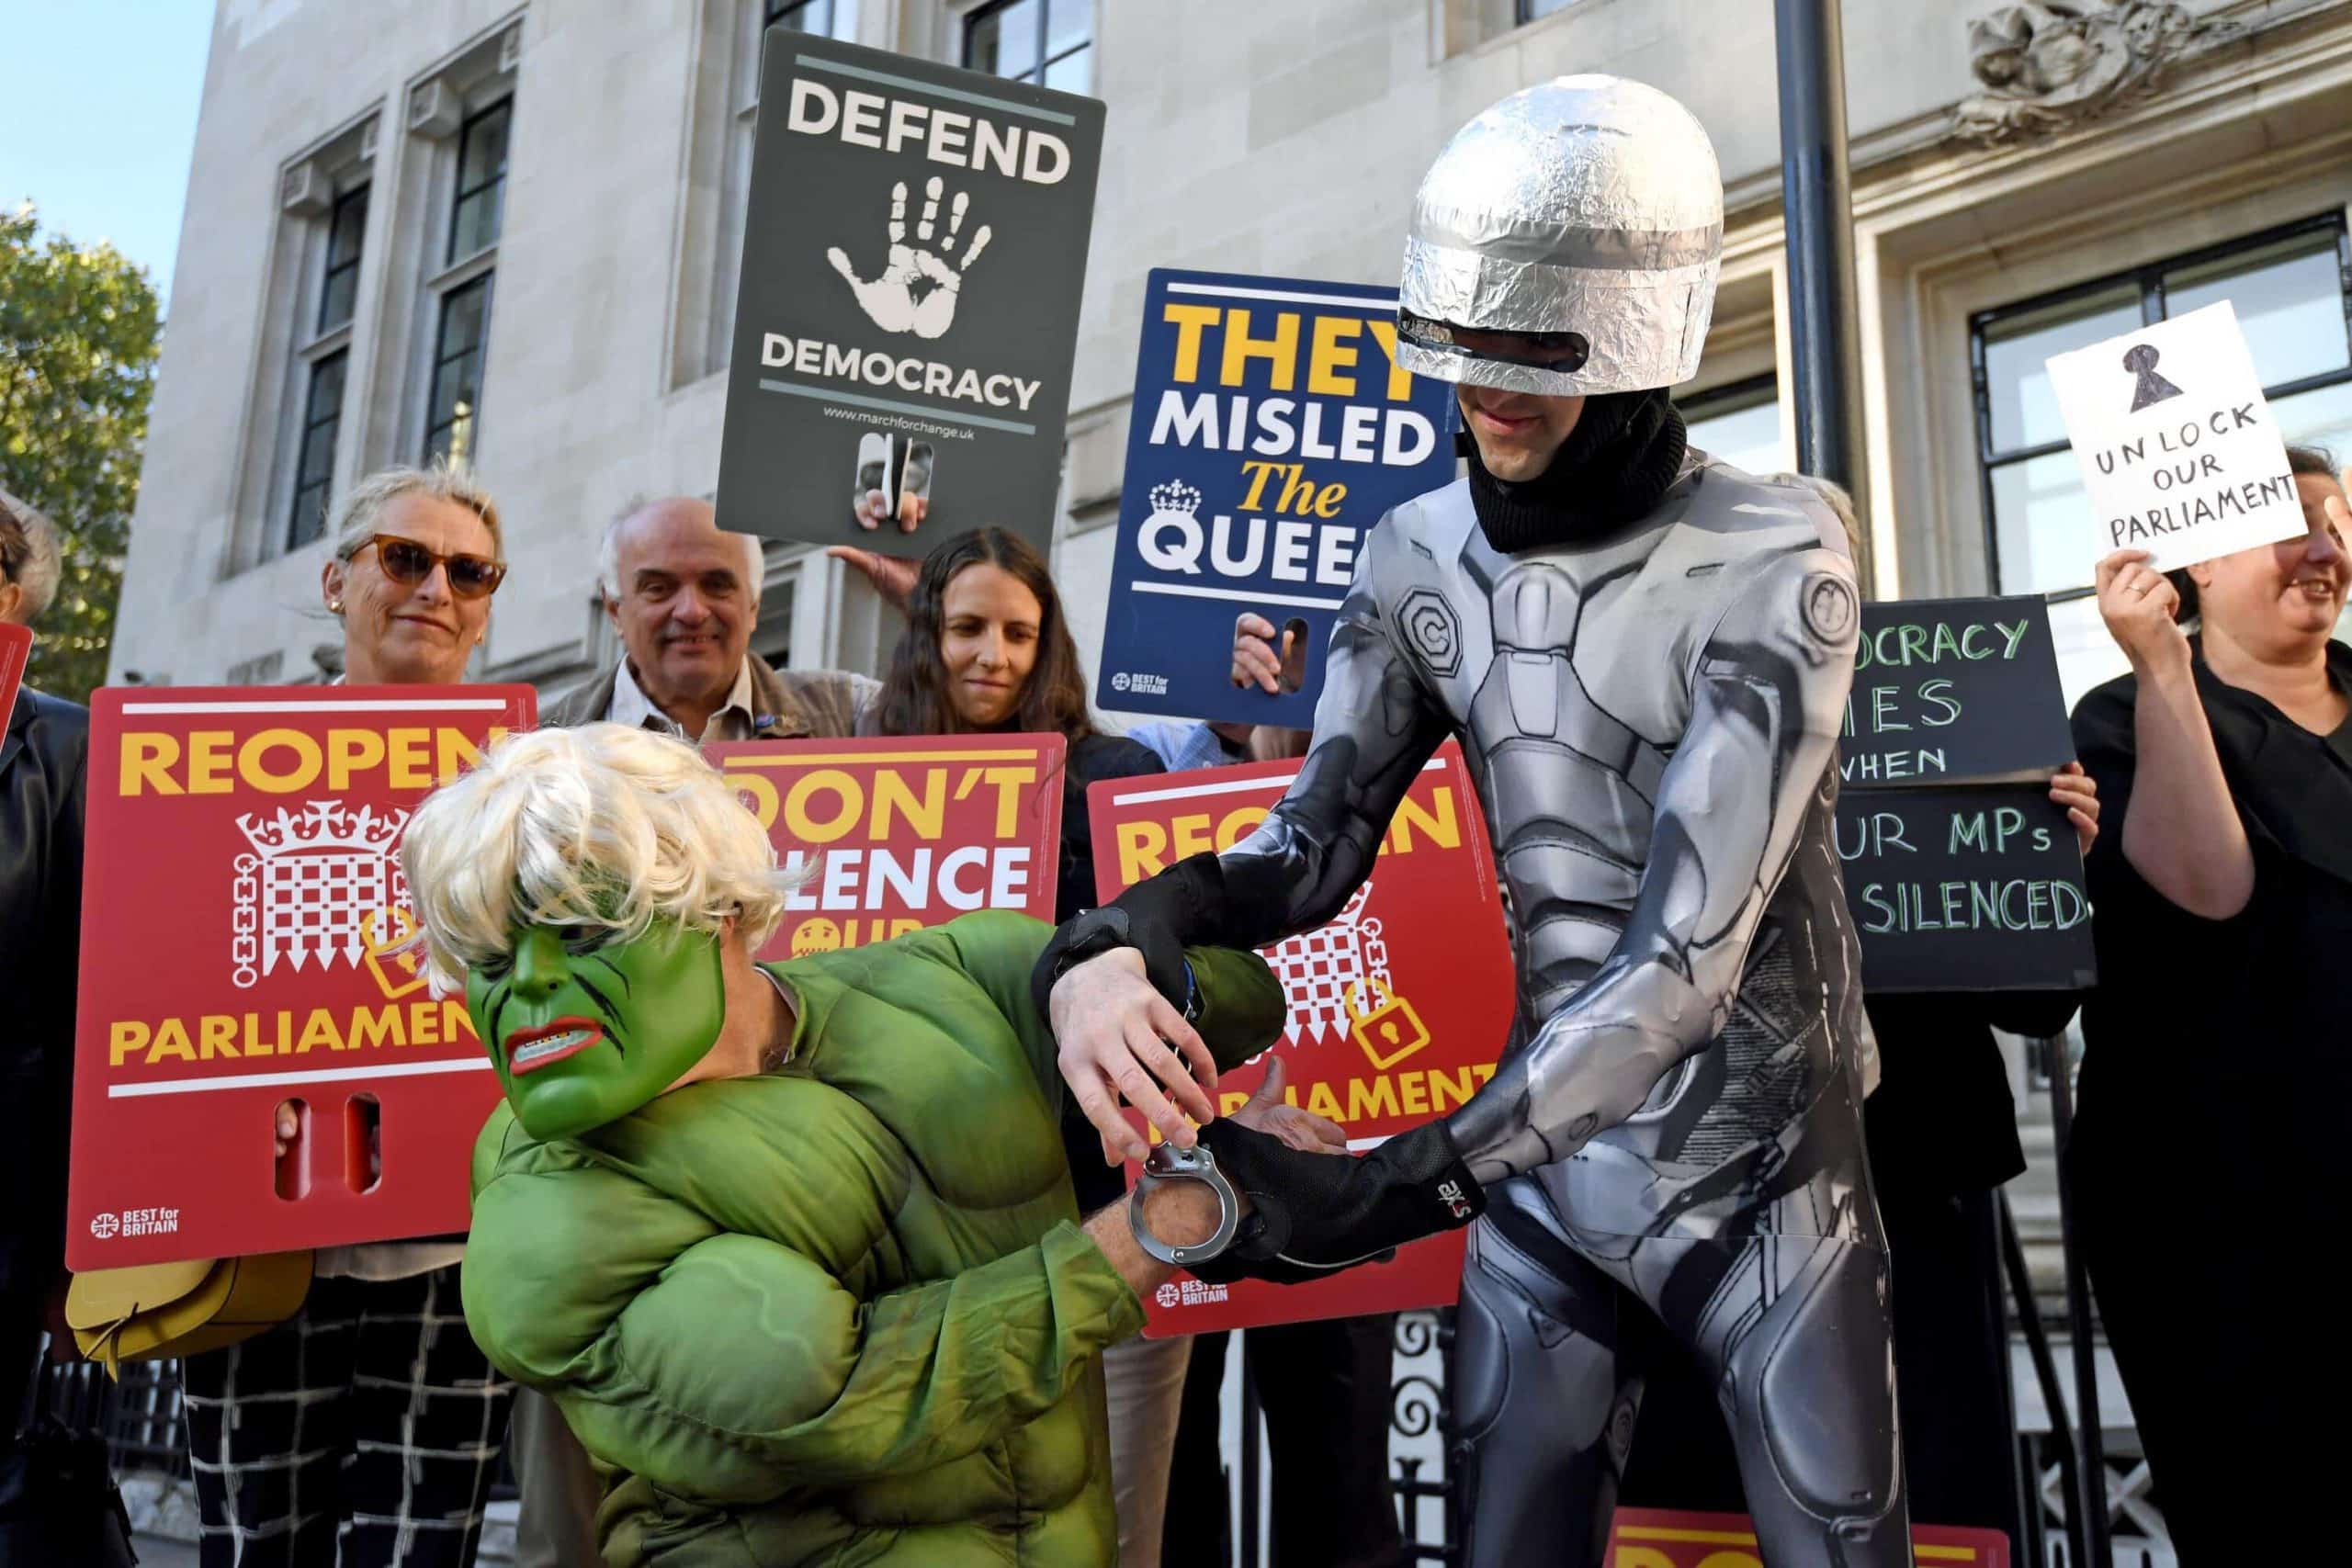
left=825, top=176, right=995, bottom=342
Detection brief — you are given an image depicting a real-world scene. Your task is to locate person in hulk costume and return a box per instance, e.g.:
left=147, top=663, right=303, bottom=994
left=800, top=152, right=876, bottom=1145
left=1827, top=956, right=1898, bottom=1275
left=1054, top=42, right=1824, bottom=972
left=399, top=723, right=1329, bottom=1567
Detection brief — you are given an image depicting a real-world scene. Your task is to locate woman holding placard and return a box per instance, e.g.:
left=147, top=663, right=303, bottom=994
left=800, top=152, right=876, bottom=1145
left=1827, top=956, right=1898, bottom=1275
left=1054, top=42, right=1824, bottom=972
left=175, top=463, right=517, bottom=1568
left=865, top=526, right=1194, bottom=1568
left=2071, top=445, right=2352, bottom=1558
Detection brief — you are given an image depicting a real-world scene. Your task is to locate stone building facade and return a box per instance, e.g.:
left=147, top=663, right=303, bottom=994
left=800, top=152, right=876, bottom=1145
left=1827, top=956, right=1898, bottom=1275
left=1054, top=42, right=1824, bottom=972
left=115, top=0, right=2352, bottom=1550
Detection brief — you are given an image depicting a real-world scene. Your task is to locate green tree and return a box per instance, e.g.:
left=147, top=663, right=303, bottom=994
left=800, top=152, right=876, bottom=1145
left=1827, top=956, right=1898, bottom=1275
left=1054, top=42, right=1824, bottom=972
left=1, top=201, right=162, bottom=703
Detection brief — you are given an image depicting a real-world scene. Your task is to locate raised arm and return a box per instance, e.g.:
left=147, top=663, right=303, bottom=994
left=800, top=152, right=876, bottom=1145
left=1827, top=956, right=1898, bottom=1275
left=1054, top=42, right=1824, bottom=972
left=2088, top=549, right=2252, bottom=919
left=1444, top=546, right=1858, bottom=1181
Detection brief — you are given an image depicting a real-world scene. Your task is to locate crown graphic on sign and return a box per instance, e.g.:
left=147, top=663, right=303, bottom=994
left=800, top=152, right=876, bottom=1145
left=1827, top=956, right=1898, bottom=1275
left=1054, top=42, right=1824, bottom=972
left=235, top=801, right=409, bottom=859
left=1148, top=479, right=1202, bottom=517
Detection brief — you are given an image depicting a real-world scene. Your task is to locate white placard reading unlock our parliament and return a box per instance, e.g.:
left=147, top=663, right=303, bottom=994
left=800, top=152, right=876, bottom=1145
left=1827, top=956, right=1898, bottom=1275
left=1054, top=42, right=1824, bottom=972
left=2044, top=300, right=2306, bottom=573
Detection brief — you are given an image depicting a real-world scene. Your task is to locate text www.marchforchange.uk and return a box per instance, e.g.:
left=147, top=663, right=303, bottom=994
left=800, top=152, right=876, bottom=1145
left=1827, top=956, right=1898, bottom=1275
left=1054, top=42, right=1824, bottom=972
left=821, top=403, right=975, bottom=442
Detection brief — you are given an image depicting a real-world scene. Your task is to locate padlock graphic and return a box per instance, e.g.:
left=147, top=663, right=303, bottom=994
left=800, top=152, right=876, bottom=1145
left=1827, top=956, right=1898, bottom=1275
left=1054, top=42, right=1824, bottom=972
left=1346, top=977, right=1431, bottom=1072
left=359, top=906, right=430, bottom=1002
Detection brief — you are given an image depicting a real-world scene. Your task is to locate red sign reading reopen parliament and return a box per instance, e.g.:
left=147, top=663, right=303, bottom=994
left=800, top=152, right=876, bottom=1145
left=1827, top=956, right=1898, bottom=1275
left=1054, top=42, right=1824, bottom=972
left=707, top=734, right=1066, bottom=961
left=1091, top=740, right=1515, bottom=1335
left=65, top=685, right=536, bottom=1269
left=0, top=622, right=28, bottom=736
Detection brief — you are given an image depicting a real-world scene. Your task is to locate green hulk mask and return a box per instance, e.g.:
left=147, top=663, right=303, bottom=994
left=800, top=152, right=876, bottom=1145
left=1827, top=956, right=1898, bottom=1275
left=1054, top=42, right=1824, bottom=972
left=466, top=914, right=727, bottom=1140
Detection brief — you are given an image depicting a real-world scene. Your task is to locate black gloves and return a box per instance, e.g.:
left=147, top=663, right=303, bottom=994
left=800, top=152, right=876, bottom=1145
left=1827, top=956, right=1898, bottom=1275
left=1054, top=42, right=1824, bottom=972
left=1183, top=1118, right=1487, bottom=1286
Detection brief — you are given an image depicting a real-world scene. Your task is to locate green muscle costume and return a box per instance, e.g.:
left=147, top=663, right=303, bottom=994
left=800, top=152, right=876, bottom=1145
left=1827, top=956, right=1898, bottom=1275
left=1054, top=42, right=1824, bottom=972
left=462, top=910, right=1283, bottom=1566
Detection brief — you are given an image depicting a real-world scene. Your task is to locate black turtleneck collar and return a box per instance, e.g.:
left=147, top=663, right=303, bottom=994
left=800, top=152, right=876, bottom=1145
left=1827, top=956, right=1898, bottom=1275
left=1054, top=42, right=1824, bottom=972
left=1462, top=388, right=1689, bottom=555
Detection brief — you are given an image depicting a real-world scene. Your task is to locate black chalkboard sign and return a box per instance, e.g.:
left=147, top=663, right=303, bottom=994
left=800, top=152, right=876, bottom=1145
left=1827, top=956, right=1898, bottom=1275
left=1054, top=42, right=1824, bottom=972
left=1843, top=597, right=2074, bottom=786
left=1835, top=784, right=2096, bottom=992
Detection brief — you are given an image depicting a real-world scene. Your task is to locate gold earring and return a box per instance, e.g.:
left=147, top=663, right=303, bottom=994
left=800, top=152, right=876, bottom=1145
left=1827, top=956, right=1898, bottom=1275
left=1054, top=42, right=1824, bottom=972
left=329, top=600, right=344, bottom=614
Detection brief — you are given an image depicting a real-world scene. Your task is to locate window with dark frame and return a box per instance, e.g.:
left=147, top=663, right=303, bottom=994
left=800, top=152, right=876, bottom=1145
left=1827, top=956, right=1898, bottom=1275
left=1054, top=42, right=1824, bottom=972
left=318, top=184, right=368, bottom=335
left=1517, top=0, right=1577, bottom=22
left=963, top=0, right=1091, bottom=95
left=424, top=274, right=493, bottom=466
left=764, top=0, right=834, bottom=30
left=1969, top=213, right=2352, bottom=603
left=448, top=97, right=513, bottom=265
left=1676, top=372, right=1788, bottom=477
left=288, top=350, right=348, bottom=549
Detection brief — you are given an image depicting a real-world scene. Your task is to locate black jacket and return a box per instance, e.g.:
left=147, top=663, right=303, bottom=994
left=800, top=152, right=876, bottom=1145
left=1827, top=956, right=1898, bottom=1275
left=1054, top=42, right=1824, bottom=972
left=1, top=687, right=88, bottom=1298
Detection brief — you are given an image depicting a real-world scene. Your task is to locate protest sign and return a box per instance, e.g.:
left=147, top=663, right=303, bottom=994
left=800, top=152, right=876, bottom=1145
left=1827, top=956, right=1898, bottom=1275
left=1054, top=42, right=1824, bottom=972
left=1606, top=1509, right=2008, bottom=1567
left=65, top=684, right=536, bottom=1269
left=1843, top=596, right=2073, bottom=785
left=1091, top=741, right=1514, bottom=1334
left=715, top=33, right=1104, bottom=555
left=1835, top=783, right=2094, bottom=992
left=0, top=621, right=27, bottom=736
left=707, top=734, right=1064, bottom=959
left=2045, top=299, right=2305, bottom=572
left=1097, top=270, right=1458, bottom=728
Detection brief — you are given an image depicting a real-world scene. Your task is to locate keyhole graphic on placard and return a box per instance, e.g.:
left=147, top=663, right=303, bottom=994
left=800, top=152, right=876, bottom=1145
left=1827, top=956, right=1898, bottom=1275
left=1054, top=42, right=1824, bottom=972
left=1377, top=1019, right=1403, bottom=1047
left=2123, top=344, right=2184, bottom=413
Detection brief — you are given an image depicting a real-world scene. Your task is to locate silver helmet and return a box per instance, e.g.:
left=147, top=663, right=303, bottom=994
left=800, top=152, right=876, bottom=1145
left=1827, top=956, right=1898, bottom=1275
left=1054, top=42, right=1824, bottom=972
left=1397, top=75, right=1724, bottom=398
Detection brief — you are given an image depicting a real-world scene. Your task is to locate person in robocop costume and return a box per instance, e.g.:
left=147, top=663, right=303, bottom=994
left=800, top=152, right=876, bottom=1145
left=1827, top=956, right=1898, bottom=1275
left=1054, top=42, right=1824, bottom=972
left=1034, top=78, right=1908, bottom=1565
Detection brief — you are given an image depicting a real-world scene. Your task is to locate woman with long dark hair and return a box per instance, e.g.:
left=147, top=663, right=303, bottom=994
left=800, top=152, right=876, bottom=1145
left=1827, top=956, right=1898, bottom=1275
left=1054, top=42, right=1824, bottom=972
left=865, top=527, right=1187, bottom=1568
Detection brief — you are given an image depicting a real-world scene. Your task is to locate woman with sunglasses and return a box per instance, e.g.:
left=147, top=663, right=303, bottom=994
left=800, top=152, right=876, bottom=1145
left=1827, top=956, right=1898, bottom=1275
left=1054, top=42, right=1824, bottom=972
left=176, top=464, right=518, bottom=1568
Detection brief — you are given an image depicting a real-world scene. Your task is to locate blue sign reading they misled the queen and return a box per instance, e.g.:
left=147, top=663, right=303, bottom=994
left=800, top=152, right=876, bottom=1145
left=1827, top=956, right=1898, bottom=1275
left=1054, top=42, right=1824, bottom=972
left=1096, top=269, right=1460, bottom=730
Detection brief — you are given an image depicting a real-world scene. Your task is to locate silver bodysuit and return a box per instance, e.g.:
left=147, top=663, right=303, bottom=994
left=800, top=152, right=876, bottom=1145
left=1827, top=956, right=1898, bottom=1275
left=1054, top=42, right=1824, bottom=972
left=1215, top=456, right=1909, bottom=1565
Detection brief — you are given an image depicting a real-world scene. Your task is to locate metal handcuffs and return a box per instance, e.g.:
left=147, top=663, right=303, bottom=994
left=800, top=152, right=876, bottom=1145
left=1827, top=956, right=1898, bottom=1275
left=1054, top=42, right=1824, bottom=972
left=1128, top=1140, right=1242, bottom=1268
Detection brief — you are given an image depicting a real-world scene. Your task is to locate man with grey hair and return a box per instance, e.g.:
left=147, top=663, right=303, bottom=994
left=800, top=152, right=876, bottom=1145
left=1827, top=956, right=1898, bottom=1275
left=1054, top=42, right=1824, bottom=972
left=0, top=489, right=89, bottom=1458
left=545, top=496, right=876, bottom=739
left=523, top=495, right=878, bottom=1565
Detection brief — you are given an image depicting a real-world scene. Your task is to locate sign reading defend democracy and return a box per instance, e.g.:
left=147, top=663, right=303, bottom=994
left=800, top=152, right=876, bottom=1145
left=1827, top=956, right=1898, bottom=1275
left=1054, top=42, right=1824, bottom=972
left=1842, top=597, right=2073, bottom=786
left=1606, top=1509, right=2009, bottom=1566
left=714, top=33, right=1104, bottom=555
left=1091, top=741, right=1515, bottom=1335
left=2044, top=299, right=2305, bottom=572
left=707, top=734, right=1065, bottom=960
left=1098, top=270, right=1459, bottom=729
left=0, top=621, right=27, bottom=736
left=66, top=684, right=537, bottom=1269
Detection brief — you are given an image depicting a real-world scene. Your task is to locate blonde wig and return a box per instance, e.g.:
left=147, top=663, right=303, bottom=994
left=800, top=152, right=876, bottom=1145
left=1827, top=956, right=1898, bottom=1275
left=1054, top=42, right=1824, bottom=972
left=401, top=723, right=796, bottom=993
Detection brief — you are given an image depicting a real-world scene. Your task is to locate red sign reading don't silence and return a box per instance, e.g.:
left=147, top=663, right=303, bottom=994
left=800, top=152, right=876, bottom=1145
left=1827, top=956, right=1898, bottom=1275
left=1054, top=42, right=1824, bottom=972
left=66, top=685, right=535, bottom=1269
left=707, top=734, right=1066, bottom=960
left=1091, top=739, right=1515, bottom=1336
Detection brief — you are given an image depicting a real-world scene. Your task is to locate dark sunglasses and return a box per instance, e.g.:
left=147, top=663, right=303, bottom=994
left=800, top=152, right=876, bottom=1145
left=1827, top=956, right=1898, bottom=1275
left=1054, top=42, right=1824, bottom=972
left=1397, top=310, right=1591, bottom=375
left=361, top=534, right=506, bottom=599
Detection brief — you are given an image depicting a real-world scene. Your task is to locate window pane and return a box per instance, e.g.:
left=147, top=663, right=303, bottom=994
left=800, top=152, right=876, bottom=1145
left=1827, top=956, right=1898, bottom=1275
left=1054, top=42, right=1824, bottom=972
left=328, top=187, right=368, bottom=268
left=1042, top=45, right=1091, bottom=95
left=1521, top=0, right=1577, bottom=18
left=450, top=188, right=503, bottom=262
left=1987, top=449, right=2098, bottom=595
left=1046, top=0, right=1090, bottom=57
left=458, top=103, right=511, bottom=196
left=1682, top=390, right=1788, bottom=477
left=319, top=266, right=358, bottom=334
left=2166, top=237, right=2349, bottom=390
left=438, top=278, right=492, bottom=359
left=2272, top=378, right=2352, bottom=471
left=967, top=0, right=1040, bottom=81
left=1982, top=289, right=2141, bottom=454
left=767, top=0, right=832, bottom=32
left=307, top=352, right=347, bottom=430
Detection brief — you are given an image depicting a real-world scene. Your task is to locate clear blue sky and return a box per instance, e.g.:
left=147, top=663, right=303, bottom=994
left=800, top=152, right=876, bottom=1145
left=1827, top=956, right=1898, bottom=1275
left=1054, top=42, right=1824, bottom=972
left=0, top=1, right=216, bottom=308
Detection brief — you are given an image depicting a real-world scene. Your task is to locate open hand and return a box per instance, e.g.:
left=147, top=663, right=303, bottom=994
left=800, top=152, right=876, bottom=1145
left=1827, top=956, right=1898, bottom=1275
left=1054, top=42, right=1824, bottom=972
left=827, top=545, right=921, bottom=608
left=1227, top=1057, right=1347, bottom=1155
left=1051, top=949, right=1219, bottom=1164
left=825, top=177, right=994, bottom=342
